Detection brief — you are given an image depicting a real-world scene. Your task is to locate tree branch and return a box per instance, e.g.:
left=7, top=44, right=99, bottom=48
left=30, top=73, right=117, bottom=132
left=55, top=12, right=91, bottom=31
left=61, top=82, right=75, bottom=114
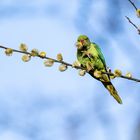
left=125, top=16, right=140, bottom=34
left=0, top=45, right=140, bottom=82
left=128, top=0, right=137, bottom=11
left=0, top=45, right=83, bottom=69
left=103, top=71, right=140, bottom=82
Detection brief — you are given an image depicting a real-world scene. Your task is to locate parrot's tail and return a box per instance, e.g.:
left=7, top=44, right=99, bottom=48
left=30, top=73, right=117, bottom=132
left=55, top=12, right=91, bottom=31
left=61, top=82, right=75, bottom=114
left=101, top=81, right=123, bottom=104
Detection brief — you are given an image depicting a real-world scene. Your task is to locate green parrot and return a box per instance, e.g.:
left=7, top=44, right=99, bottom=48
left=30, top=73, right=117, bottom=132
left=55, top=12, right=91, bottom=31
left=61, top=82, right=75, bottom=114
left=76, top=35, right=122, bottom=104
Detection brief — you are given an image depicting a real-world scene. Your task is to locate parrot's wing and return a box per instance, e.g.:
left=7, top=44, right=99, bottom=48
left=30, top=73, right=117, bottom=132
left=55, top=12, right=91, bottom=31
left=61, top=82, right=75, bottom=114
left=92, top=42, right=106, bottom=67
left=91, top=42, right=111, bottom=79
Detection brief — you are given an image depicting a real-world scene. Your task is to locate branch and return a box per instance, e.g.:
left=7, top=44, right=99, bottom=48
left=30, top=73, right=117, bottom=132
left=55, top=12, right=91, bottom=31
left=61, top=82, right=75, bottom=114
left=128, top=0, right=137, bottom=10
left=125, top=16, right=140, bottom=34
left=0, top=45, right=83, bottom=69
left=0, top=45, right=140, bottom=82
left=103, top=71, right=140, bottom=82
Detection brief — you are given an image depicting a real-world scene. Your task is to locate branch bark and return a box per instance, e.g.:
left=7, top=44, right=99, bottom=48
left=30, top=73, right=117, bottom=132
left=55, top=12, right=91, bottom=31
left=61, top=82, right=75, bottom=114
left=128, top=0, right=137, bottom=10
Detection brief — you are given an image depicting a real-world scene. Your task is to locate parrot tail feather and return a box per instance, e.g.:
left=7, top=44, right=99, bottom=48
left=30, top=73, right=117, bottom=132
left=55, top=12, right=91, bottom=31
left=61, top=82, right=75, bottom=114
left=101, top=81, right=123, bottom=104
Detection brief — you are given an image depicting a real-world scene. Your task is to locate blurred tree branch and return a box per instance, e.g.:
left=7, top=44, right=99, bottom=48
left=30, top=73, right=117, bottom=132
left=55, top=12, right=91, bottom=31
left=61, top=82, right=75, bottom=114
left=126, top=0, right=140, bottom=34
left=125, top=16, right=140, bottom=34
left=128, top=0, right=137, bottom=10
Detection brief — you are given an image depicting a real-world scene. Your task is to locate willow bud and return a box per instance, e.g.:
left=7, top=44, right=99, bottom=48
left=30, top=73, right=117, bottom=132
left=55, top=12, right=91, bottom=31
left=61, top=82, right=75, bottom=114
left=19, top=43, right=28, bottom=52
left=72, top=61, right=81, bottom=68
left=93, top=70, right=102, bottom=78
left=22, top=55, right=31, bottom=62
left=136, top=9, right=140, bottom=18
left=44, top=59, right=54, bottom=67
left=125, top=72, right=132, bottom=78
left=114, top=69, right=122, bottom=77
left=59, top=64, right=67, bottom=72
left=57, top=53, right=63, bottom=61
left=31, top=49, right=39, bottom=56
left=5, top=48, right=13, bottom=56
left=79, top=70, right=86, bottom=76
left=39, top=51, right=46, bottom=58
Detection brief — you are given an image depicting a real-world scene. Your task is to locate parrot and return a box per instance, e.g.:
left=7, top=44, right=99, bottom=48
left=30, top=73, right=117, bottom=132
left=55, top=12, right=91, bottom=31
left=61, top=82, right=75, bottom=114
left=76, top=35, right=122, bottom=104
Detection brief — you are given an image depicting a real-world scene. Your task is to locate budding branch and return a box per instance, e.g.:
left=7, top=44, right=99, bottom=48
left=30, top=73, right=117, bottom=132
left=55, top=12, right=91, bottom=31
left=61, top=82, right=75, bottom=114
left=0, top=45, right=140, bottom=82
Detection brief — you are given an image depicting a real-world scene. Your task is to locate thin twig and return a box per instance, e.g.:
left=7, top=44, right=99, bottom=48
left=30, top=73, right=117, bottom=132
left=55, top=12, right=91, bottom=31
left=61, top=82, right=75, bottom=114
left=0, top=45, right=140, bottom=82
left=103, top=72, right=140, bottom=82
left=125, top=16, right=140, bottom=34
left=128, top=0, right=137, bottom=10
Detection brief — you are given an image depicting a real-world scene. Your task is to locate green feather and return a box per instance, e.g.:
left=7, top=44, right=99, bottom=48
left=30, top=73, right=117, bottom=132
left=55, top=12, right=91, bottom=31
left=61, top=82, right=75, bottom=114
left=91, top=42, right=106, bottom=67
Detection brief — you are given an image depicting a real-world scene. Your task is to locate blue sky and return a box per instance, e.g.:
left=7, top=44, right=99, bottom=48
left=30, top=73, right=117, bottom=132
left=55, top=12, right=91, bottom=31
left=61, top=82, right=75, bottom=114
left=0, top=0, right=140, bottom=140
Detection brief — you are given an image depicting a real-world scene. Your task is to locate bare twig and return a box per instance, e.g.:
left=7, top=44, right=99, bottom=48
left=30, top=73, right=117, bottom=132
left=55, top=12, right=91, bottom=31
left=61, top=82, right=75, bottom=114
left=0, top=45, right=140, bottom=82
left=125, top=16, right=140, bottom=34
left=128, top=0, right=137, bottom=10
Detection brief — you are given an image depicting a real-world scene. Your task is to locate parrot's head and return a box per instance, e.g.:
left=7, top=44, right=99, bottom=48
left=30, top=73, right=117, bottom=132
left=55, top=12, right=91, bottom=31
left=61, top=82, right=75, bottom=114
left=76, top=35, right=90, bottom=50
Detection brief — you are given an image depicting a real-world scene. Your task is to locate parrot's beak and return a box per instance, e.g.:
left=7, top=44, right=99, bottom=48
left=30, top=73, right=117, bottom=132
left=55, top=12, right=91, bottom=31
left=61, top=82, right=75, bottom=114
left=76, top=41, right=83, bottom=49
